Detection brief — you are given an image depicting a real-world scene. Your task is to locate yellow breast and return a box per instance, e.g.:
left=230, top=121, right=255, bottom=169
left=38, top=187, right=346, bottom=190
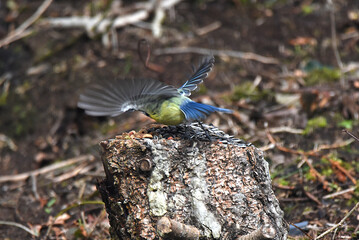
left=149, top=100, right=185, bottom=125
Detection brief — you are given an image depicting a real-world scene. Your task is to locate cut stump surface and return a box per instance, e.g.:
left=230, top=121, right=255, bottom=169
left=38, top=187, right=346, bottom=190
left=97, top=124, right=287, bottom=239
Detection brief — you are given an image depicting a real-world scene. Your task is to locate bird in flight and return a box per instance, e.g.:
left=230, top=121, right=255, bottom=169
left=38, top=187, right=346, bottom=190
left=77, top=56, right=232, bottom=125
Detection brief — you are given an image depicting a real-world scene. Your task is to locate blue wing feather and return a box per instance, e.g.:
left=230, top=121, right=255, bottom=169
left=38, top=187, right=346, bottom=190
left=178, top=56, right=215, bottom=96
left=180, top=100, right=232, bottom=121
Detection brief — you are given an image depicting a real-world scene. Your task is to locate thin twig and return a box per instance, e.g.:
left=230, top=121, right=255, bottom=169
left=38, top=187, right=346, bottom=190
left=308, top=139, right=354, bottom=154
left=137, top=39, right=164, bottom=73
left=272, top=183, right=295, bottom=190
left=41, top=0, right=182, bottom=37
left=323, top=186, right=356, bottom=199
left=196, top=21, right=222, bottom=36
left=42, top=11, right=147, bottom=37
left=316, top=202, right=359, bottom=239
left=343, top=129, right=359, bottom=142
left=0, top=0, right=53, bottom=48
left=303, top=188, right=322, bottom=205
left=268, top=126, right=304, bottom=134
left=265, top=130, right=315, bottom=156
left=259, top=143, right=275, bottom=152
left=329, top=158, right=357, bottom=185
left=30, top=174, right=40, bottom=200
left=327, top=0, right=344, bottom=86
left=0, top=155, right=94, bottom=183
left=302, top=155, right=329, bottom=191
left=51, top=162, right=93, bottom=183
left=286, top=220, right=313, bottom=240
left=279, top=197, right=310, bottom=202
left=151, top=1, right=165, bottom=37
left=154, top=47, right=279, bottom=64
left=0, top=221, right=39, bottom=237
left=328, top=0, right=343, bottom=69
left=0, top=133, right=17, bottom=151
left=266, top=129, right=354, bottom=157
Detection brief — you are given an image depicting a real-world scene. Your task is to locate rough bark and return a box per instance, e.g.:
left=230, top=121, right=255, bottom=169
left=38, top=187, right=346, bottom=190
left=97, top=124, right=287, bottom=239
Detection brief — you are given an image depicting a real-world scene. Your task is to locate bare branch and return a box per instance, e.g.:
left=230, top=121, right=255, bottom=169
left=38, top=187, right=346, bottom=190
left=154, top=47, right=279, bottom=64
left=0, top=0, right=53, bottom=48
left=328, top=0, right=343, bottom=69
left=0, top=221, right=39, bottom=237
left=40, top=0, right=182, bottom=39
left=327, top=0, right=345, bottom=87
left=316, top=202, right=359, bottom=239
left=323, top=187, right=356, bottom=199
left=0, top=155, right=94, bottom=183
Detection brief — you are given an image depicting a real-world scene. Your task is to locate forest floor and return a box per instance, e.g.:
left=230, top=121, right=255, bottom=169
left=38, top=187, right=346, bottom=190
left=1, top=0, right=359, bottom=239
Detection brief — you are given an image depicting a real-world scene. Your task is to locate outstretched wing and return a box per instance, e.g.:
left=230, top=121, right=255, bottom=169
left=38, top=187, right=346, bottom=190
left=78, top=78, right=178, bottom=117
left=177, top=56, right=215, bottom=96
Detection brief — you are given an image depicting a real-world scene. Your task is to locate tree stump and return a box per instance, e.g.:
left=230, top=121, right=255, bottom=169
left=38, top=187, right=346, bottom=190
left=97, top=123, right=287, bottom=239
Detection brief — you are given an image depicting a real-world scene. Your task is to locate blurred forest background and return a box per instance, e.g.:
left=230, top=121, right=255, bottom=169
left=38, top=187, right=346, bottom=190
left=1, top=0, right=359, bottom=239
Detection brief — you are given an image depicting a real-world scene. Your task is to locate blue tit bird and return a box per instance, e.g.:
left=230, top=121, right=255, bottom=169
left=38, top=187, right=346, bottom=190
left=77, top=56, right=232, bottom=125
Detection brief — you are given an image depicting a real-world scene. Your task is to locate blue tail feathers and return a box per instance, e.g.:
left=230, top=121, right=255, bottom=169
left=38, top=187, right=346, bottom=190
left=180, top=101, right=232, bottom=121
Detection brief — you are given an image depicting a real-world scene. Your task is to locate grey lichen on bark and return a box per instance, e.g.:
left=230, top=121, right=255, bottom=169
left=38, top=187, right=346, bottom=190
left=97, top=123, right=288, bottom=239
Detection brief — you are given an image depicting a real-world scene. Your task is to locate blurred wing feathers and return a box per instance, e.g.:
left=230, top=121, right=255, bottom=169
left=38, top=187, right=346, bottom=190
left=78, top=78, right=178, bottom=117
